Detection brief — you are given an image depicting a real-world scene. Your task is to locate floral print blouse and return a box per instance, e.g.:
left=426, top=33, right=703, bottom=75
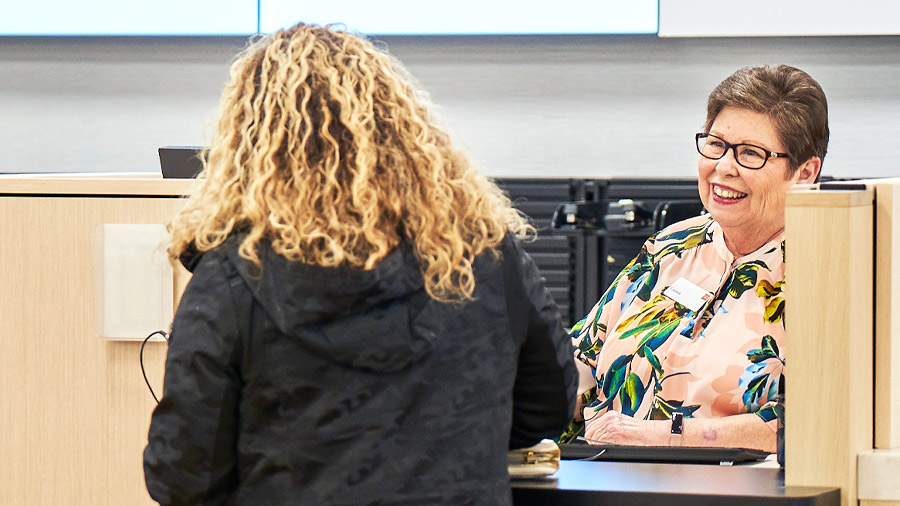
left=566, top=214, right=785, bottom=438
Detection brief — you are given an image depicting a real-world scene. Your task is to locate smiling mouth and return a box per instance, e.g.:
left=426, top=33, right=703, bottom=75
left=713, top=185, right=748, bottom=200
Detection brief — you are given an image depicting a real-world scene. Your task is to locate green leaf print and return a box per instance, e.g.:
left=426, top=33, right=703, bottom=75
left=756, top=404, right=781, bottom=423
left=591, top=273, right=624, bottom=334
left=746, top=335, right=780, bottom=363
left=622, top=247, right=658, bottom=304
left=591, top=305, right=609, bottom=337
left=618, top=317, right=663, bottom=340
left=654, top=222, right=714, bottom=261
left=741, top=336, right=783, bottom=412
left=727, top=260, right=768, bottom=299
left=574, top=314, right=605, bottom=360
left=648, top=398, right=700, bottom=421
left=625, top=246, right=652, bottom=282
left=635, top=318, right=680, bottom=353
left=601, top=354, right=632, bottom=400
left=620, top=373, right=645, bottom=416
left=570, top=317, right=585, bottom=335
left=742, top=374, right=770, bottom=407
left=616, top=295, right=688, bottom=356
left=641, top=345, right=663, bottom=376
left=617, top=295, right=683, bottom=337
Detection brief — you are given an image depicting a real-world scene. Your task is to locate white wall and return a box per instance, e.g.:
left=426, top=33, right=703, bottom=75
left=1, top=34, right=898, bottom=179
left=659, top=0, right=900, bottom=36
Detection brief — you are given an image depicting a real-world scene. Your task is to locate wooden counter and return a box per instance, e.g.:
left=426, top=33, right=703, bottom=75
left=0, top=177, right=194, bottom=506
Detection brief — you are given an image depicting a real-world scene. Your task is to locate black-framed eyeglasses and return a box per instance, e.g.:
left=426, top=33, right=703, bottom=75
left=695, top=133, right=789, bottom=170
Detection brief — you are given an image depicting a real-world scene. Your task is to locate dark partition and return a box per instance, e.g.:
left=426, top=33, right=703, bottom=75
left=496, top=177, right=702, bottom=327
left=494, top=178, right=587, bottom=327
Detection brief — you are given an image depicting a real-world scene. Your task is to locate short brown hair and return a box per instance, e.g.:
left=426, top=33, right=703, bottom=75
left=704, top=65, right=829, bottom=175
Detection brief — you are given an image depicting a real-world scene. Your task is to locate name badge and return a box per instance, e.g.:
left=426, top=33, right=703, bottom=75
left=662, top=277, right=713, bottom=312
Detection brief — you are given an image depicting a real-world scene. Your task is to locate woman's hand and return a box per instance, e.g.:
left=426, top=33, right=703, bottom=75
left=582, top=411, right=777, bottom=452
left=583, top=411, right=668, bottom=446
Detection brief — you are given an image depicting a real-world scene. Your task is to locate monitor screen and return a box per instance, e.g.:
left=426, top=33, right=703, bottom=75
left=0, top=0, right=658, bottom=36
left=0, top=0, right=257, bottom=36
left=158, top=146, right=204, bottom=179
left=260, top=0, right=659, bottom=35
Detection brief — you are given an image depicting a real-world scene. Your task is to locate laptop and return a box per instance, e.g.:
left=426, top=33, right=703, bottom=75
left=158, top=146, right=205, bottom=179
left=558, top=442, right=770, bottom=465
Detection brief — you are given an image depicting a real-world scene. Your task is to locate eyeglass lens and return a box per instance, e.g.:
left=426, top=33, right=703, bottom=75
left=696, top=134, right=770, bottom=169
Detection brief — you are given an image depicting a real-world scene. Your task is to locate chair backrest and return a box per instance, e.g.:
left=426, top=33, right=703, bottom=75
left=654, top=200, right=706, bottom=231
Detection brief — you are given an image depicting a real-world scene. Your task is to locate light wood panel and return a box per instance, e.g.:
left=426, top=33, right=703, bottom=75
left=874, top=181, right=900, bottom=449
left=0, top=193, right=184, bottom=506
left=784, top=188, right=875, bottom=506
left=0, top=176, right=198, bottom=196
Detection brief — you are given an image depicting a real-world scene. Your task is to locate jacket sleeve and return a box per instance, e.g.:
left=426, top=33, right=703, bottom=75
left=143, top=252, right=244, bottom=506
left=504, top=237, right=579, bottom=449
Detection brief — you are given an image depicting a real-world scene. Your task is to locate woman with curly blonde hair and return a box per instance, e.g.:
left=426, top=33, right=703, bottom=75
left=144, top=23, right=576, bottom=506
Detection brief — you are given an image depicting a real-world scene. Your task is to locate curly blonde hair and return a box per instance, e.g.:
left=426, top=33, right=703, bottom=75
left=167, top=23, right=532, bottom=302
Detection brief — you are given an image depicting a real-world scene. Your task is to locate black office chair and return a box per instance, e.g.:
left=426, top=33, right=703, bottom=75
left=653, top=200, right=706, bottom=231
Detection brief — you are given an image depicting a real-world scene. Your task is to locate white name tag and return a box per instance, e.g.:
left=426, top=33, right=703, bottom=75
left=662, top=277, right=713, bottom=312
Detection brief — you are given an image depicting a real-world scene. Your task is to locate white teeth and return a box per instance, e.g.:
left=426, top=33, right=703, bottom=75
left=713, top=186, right=747, bottom=199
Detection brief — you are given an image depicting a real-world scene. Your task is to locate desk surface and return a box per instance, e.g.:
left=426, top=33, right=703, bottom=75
left=512, top=460, right=840, bottom=506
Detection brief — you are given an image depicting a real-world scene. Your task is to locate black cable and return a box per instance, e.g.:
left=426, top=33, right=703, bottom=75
left=140, top=330, right=169, bottom=404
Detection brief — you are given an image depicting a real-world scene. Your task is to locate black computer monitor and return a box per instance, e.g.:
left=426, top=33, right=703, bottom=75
left=158, top=146, right=204, bottom=179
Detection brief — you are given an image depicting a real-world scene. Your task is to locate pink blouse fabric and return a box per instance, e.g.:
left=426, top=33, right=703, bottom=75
left=571, top=215, right=784, bottom=430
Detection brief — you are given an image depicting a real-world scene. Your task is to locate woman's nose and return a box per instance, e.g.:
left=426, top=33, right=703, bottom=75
left=715, top=148, right=741, bottom=176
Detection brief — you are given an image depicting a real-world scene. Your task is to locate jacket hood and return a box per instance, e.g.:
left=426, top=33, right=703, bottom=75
left=185, top=237, right=436, bottom=373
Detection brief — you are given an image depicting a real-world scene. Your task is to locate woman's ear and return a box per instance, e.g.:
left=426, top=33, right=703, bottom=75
left=794, top=157, right=822, bottom=184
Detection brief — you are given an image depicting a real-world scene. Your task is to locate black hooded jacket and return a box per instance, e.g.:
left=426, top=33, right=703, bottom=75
left=144, top=233, right=577, bottom=505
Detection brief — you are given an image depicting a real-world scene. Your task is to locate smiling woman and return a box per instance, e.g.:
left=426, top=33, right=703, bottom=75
left=698, top=106, right=820, bottom=256
left=561, top=64, right=829, bottom=454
